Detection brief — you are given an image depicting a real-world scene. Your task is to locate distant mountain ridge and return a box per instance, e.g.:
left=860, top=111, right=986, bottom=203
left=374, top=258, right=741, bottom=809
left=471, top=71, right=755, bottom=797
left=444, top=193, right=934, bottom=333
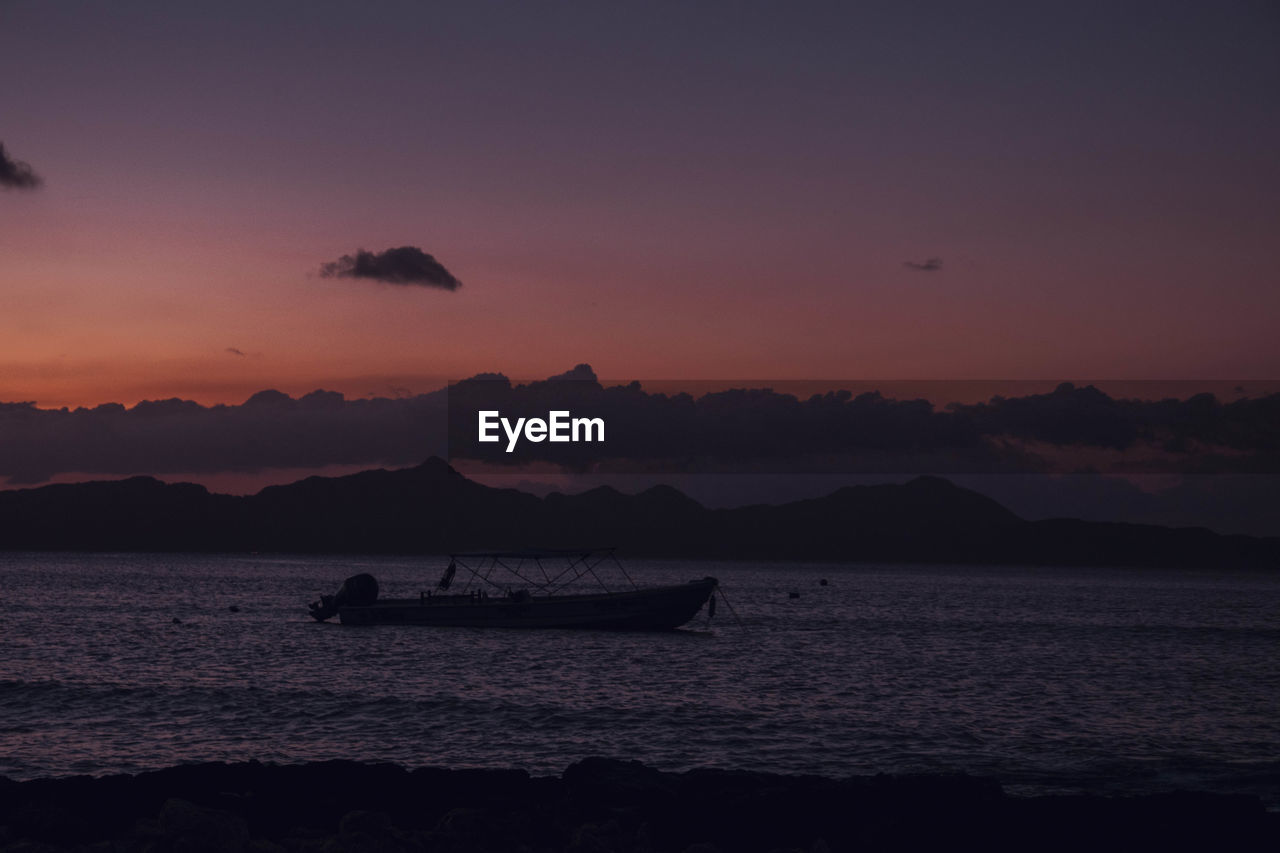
left=0, top=458, right=1275, bottom=568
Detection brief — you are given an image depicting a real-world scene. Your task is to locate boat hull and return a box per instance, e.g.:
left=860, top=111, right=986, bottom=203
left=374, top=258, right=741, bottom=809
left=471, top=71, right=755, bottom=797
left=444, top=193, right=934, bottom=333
left=337, top=577, right=718, bottom=631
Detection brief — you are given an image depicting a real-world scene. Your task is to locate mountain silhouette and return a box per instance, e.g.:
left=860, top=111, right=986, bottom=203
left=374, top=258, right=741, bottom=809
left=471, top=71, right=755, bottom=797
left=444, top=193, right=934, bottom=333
left=0, top=458, right=1275, bottom=567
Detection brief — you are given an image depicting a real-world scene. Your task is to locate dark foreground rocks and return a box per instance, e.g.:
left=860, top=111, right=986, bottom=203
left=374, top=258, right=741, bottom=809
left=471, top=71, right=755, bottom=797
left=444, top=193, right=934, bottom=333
left=0, top=758, right=1275, bottom=853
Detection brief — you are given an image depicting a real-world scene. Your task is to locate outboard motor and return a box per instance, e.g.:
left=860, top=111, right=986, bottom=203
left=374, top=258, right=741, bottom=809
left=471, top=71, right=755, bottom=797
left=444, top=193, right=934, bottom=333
left=309, top=572, right=379, bottom=622
left=438, top=559, right=457, bottom=590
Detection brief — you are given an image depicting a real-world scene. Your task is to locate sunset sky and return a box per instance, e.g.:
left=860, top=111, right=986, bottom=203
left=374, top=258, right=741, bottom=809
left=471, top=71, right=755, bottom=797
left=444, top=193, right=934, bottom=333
left=2, top=1, right=1278, bottom=409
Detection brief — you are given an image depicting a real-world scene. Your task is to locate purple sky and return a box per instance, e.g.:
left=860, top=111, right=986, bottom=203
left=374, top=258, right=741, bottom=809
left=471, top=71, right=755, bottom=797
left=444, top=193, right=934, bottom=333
left=2, top=1, right=1277, bottom=409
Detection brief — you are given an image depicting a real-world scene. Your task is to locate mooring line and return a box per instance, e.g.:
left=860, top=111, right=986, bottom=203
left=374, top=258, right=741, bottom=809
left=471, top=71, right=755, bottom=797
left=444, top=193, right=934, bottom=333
left=712, top=584, right=746, bottom=628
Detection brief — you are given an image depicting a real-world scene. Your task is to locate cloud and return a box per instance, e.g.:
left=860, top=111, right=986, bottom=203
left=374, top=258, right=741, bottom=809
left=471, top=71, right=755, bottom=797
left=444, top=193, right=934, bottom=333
left=2, top=371, right=1278, bottom=486
left=319, top=246, right=462, bottom=290
left=0, top=143, right=43, bottom=190
left=547, top=363, right=598, bottom=382
left=904, top=257, right=942, bottom=272
left=449, top=376, right=1280, bottom=475
left=0, top=388, right=450, bottom=485
left=226, top=347, right=246, bottom=357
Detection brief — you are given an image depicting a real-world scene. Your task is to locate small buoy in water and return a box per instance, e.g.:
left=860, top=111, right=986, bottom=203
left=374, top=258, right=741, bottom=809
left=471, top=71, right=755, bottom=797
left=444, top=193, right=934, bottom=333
left=819, top=579, right=828, bottom=586
left=228, top=605, right=241, bottom=613
left=789, top=591, right=800, bottom=599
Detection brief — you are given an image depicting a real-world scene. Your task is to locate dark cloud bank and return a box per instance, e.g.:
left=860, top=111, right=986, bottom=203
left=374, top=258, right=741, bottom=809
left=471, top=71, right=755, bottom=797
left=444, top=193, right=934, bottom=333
left=2, top=370, right=1278, bottom=487
left=3, top=371, right=1278, bottom=535
left=448, top=373, right=1280, bottom=477
left=0, top=390, right=448, bottom=486
left=0, top=142, right=43, bottom=189
left=319, top=246, right=462, bottom=289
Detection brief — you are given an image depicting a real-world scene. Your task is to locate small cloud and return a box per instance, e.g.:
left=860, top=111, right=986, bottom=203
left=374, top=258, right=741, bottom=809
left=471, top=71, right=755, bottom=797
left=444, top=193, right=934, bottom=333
left=319, top=246, right=462, bottom=290
left=226, top=347, right=246, bottom=357
left=0, top=142, right=43, bottom=190
left=904, top=257, right=942, bottom=272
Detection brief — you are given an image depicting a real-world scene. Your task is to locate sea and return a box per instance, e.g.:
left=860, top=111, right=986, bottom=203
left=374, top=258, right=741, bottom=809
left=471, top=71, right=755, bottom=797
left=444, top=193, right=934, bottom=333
left=1, top=553, right=1277, bottom=807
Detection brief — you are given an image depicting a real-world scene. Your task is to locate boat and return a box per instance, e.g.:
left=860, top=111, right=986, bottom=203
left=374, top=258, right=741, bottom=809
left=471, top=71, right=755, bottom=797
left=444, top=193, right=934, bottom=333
left=308, top=548, right=719, bottom=631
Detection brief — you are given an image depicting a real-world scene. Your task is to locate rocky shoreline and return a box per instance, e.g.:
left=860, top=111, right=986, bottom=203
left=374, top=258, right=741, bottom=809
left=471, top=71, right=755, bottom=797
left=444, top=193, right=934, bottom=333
left=1, top=758, right=1275, bottom=852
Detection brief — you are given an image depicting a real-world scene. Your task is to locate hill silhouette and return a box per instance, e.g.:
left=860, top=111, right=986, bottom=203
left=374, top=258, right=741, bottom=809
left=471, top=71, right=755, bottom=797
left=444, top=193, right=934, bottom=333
left=0, top=459, right=1275, bottom=567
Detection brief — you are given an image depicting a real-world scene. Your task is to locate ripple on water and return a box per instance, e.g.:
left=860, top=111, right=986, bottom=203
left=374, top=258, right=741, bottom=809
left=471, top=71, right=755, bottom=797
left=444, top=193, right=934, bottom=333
left=0, top=554, right=1277, bottom=807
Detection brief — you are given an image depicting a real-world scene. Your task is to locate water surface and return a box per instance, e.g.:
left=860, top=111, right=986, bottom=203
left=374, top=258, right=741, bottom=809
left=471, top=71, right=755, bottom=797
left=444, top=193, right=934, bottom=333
left=1, top=553, right=1276, bottom=806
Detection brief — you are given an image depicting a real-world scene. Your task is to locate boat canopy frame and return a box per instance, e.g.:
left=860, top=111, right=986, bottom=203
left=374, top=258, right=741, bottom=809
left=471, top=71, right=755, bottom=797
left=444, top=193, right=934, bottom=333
left=442, top=547, right=638, bottom=596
